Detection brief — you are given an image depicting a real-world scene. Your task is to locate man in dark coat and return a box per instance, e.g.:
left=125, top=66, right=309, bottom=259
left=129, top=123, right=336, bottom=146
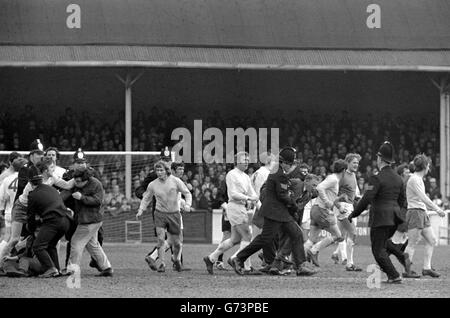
left=27, top=169, right=72, bottom=278
left=232, top=148, right=317, bottom=276
left=349, top=141, right=406, bottom=284
left=61, top=148, right=103, bottom=273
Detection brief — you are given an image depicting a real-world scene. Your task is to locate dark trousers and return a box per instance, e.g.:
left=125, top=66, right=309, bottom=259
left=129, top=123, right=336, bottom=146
left=237, top=217, right=306, bottom=268
left=65, top=219, right=104, bottom=267
left=370, top=226, right=400, bottom=280
left=32, top=216, right=70, bottom=271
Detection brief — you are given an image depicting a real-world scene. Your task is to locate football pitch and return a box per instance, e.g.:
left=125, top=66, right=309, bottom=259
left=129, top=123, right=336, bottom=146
left=2, top=243, right=450, bottom=298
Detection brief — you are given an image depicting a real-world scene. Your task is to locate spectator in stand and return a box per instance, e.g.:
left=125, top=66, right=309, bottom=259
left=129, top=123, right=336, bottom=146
left=198, top=189, right=213, bottom=210
left=192, top=188, right=202, bottom=210
left=104, top=185, right=125, bottom=208
left=427, top=178, right=440, bottom=200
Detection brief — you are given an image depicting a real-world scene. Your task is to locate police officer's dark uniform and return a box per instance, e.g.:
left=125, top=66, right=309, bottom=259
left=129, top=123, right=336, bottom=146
left=60, top=148, right=103, bottom=271
left=14, top=139, right=44, bottom=202
left=349, top=141, right=406, bottom=283
left=27, top=170, right=72, bottom=278
left=271, top=168, right=318, bottom=273
left=233, top=148, right=316, bottom=276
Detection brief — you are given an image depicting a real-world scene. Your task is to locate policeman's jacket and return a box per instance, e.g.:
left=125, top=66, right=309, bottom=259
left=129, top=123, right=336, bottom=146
left=350, top=165, right=406, bottom=228
left=27, top=184, right=72, bottom=233
left=135, top=170, right=157, bottom=200
left=259, top=166, right=297, bottom=223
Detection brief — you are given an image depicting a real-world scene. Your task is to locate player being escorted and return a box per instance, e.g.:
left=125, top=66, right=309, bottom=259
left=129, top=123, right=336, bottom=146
left=403, top=154, right=446, bottom=278
left=331, top=153, right=363, bottom=272
left=304, top=159, right=346, bottom=267
left=203, top=151, right=260, bottom=275
left=231, top=147, right=316, bottom=277
left=136, top=160, right=192, bottom=272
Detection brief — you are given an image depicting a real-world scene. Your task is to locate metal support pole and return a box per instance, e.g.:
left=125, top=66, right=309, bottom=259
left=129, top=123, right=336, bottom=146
left=116, top=71, right=145, bottom=199
left=125, top=75, right=132, bottom=199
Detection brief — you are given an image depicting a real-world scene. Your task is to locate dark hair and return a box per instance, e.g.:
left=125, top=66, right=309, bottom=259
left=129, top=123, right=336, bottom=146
left=11, top=158, right=27, bottom=172
left=28, top=165, right=43, bottom=186
left=171, top=162, right=185, bottom=170
left=35, top=159, right=52, bottom=175
left=396, top=163, right=409, bottom=176
left=73, top=167, right=92, bottom=181
left=299, top=163, right=310, bottom=171
left=331, top=159, right=347, bottom=174
left=45, top=147, right=60, bottom=160
left=304, top=173, right=321, bottom=182
left=413, top=154, right=431, bottom=172
left=8, top=151, right=22, bottom=164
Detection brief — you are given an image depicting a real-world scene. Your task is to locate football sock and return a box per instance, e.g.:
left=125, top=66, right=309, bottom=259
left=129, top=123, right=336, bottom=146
left=209, top=239, right=234, bottom=263
left=404, top=245, right=416, bottom=262
left=338, top=240, right=347, bottom=261
left=423, top=243, right=433, bottom=270
left=346, top=238, right=354, bottom=266
left=311, top=237, right=334, bottom=254
left=148, top=246, right=158, bottom=260
left=304, top=240, right=313, bottom=251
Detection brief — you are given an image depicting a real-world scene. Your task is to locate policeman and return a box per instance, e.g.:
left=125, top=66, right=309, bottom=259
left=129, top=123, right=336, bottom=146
left=349, top=141, right=406, bottom=284
left=232, top=147, right=317, bottom=276
left=27, top=168, right=72, bottom=278
left=14, top=139, right=45, bottom=202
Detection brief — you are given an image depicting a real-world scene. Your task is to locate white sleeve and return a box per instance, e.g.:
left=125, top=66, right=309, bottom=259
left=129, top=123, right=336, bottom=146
left=252, top=170, right=268, bottom=197
left=0, top=182, right=6, bottom=210
left=52, top=176, right=75, bottom=190
left=411, top=178, right=441, bottom=212
left=226, top=172, right=248, bottom=201
left=316, top=175, right=336, bottom=209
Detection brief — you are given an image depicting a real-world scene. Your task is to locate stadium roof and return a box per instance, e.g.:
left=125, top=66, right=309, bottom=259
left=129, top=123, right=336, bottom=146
left=1, top=0, right=450, bottom=70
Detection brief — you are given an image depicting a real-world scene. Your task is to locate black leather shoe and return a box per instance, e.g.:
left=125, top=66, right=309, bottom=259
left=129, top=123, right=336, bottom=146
left=232, top=258, right=245, bottom=276
left=203, top=256, right=214, bottom=275
left=173, top=260, right=182, bottom=272
left=227, top=257, right=235, bottom=270
left=386, top=277, right=402, bottom=284
left=422, top=269, right=440, bottom=278
left=145, top=255, right=158, bottom=271
left=402, top=271, right=420, bottom=278
left=258, top=264, right=272, bottom=274
left=97, top=267, right=113, bottom=277
left=296, top=262, right=318, bottom=276
left=38, top=267, right=59, bottom=278
left=243, top=267, right=263, bottom=276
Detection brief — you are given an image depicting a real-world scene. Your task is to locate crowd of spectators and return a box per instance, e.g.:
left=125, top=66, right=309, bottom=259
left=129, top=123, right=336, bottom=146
left=0, top=105, right=444, bottom=213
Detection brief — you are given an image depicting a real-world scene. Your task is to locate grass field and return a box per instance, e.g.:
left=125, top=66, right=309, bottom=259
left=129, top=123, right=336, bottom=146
left=2, top=243, right=450, bottom=298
